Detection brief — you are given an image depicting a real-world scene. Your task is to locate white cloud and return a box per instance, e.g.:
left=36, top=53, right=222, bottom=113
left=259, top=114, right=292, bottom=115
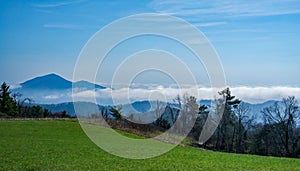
left=230, top=86, right=300, bottom=103
left=25, top=86, right=300, bottom=104
left=73, top=90, right=96, bottom=98
left=70, top=86, right=300, bottom=104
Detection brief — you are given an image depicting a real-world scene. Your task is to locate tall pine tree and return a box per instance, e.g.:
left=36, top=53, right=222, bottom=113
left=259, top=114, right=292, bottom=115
left=215, top=88, right=241, bottom=151
left=0, top=82, right=18, bottom=117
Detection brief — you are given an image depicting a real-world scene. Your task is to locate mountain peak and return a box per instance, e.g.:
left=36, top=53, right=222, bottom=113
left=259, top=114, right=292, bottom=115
left=18, top=73, right=106, bottom=90
left=20, top=73, right=71, bottom=90
left=44, top=73, right=62, bottom=78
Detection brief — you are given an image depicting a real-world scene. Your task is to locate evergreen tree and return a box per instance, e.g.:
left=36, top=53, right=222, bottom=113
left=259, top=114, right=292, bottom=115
left=215, top=88, right=241, bottom=151
left=61, top=110, right=68, bottom=118
left=43, top=108, right=51, bottom=118
left=31, top=105, right=42, bottom=118
left=109, top=106, right=122, bottom=120
left=0, top=82, right=18, bottom=117
left=190, top=104, right=209, bottom=141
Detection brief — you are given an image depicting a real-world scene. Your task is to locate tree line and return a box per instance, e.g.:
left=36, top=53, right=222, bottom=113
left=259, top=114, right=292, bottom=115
left=106, top=88, right=300, bottom=158
left=0, top=82, right=72, bottom=118
left=173, top=88, right=299, bottom=158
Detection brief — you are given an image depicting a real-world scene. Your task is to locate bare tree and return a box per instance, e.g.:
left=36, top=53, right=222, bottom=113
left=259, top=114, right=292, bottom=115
left=19, top=97, right=33, bottom=118
left=234, top=102, right=254, bottom=153
left=153, top=100, right=165, bottom=126
left=173, top=95, right=182, bottom=109
left=262, top=96, right=300, bottom=157
left=175, top=94, right=199, bottom=135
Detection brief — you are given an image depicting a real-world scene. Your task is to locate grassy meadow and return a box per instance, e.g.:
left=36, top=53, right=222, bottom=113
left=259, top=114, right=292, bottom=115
left=0, top=120, right=299, bottom=170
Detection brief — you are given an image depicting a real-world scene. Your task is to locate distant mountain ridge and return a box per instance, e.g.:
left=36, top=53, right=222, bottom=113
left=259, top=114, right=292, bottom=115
left=20, top=73, right=105, bottom=90
left=12, top=73, right=106, bottom=104
left=36, top=99, right=282, bottom=123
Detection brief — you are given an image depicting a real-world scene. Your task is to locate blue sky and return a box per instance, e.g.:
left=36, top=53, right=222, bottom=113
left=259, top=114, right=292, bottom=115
left=1, top=0, right=300, bottom=87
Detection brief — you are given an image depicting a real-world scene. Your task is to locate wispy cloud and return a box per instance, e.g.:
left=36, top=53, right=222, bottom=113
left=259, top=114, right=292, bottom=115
left=150, top=0, right=300, bottom=19
left=32, top=0, right=86, bottom=8
left=44, top=95, right=60, bottom=100
left=34, top=9, right=57, bottom=14
left=193, top=21, right=227, bottom=27
left=9, top=83, right=21, bottom=90
left=43, top=24, right=87, bottom=29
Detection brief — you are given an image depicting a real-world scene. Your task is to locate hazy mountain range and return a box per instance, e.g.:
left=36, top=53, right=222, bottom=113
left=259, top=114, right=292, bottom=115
left=10, top=73, right=280, bottom=122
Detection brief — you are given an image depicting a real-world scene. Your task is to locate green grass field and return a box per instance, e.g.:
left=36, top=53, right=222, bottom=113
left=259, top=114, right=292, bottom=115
left=0, top=120, right=299, bottom=170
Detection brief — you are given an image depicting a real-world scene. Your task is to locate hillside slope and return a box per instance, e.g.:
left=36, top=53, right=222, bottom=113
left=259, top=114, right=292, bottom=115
left=0, top=120, right=299, bottom=170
